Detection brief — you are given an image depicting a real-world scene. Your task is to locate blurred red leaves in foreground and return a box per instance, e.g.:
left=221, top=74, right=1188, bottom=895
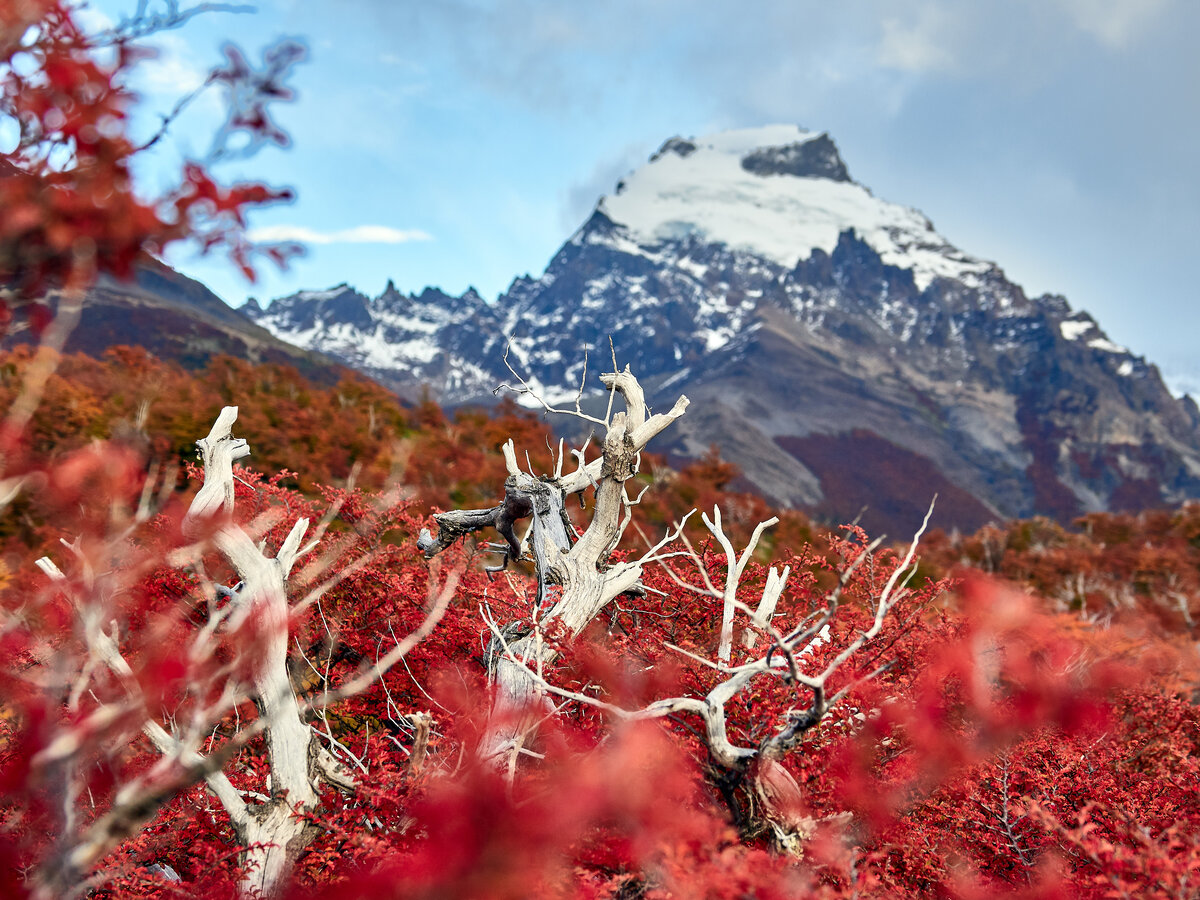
left=0, top=0, right=298, bottom=315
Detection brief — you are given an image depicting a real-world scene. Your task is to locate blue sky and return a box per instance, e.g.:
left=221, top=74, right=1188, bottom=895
left=87, top=0, right=1199, bottom=394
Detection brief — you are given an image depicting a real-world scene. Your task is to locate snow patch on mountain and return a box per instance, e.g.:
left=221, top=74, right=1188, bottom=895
left=1059, top=314, right=1130, bottom=355
left=1088, top=337, right=1128, bottom=354
left=294, top=286, right=353, bottom=303
left=1060, top=319, right=1092, bottom=340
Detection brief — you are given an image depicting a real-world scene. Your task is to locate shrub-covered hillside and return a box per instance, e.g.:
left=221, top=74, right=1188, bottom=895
left=0, top=347, right=1195, bottom=899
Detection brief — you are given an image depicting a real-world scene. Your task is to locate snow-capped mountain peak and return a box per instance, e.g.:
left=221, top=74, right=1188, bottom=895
left=601, top=126, right=993, bottom=291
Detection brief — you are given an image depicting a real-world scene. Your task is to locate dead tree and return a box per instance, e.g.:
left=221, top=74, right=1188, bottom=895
left=419, top=365, right=688, bottom=762
left=484, top=495, right=934, bottom=847
left=421, top=362, right=934, bottom=844
left=31, top=407, right=451, bottom=898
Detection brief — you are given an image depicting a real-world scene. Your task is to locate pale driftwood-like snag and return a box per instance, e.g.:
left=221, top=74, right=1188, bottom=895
left=183, top=407, right=328, bottom=897
left=31, top=407, right=450, bottom=899
left=420, top=365, right=688, bottom=761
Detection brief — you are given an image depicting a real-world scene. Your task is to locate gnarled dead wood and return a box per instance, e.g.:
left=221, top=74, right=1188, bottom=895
left=483, top=497, right=936, bottom=846
left=420, top=364, right=688, bottom=764
left=32, top=407, right=447, bottom=900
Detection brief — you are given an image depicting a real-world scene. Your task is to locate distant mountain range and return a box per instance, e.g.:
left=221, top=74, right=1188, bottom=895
left=29, top=126, right=1198, bottom=537
left=242, top=126, right=1200, bottom=535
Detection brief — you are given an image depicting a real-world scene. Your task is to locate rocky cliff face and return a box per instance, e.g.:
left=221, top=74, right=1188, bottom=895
left=246, top=126, right=1200, bottom=535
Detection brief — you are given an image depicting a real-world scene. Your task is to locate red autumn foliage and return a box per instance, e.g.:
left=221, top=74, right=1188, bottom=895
left=1, top=350, right=1195, bottom=897
left=920, top=510, right=1200, bottom=639
left=2, top=3, right=1197, bottom=897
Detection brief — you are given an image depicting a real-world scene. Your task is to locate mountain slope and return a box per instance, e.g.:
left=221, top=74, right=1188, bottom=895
left=6, top=258, right=350, bottom=384
left=247, top=126, right=1200, bottom=535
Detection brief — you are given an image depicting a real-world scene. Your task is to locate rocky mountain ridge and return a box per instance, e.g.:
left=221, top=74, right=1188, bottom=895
left=245, top=126, right=1200, bottom=535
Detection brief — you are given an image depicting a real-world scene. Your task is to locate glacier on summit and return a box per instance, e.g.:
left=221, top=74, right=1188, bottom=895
left=602, top=125, right=994, bottom=292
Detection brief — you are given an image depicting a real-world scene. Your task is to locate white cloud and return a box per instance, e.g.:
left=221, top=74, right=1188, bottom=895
left=876, top=5, right=960, bottom=73
left=247, top=224, right=434, bottom=245
left=1056, top=0, right=1172, bottom=49
left=1162, top=368, right=1200, bottom=403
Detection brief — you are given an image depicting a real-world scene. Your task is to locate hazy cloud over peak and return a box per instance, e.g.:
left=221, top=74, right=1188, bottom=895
left=876, top=5, right=962, bottom=73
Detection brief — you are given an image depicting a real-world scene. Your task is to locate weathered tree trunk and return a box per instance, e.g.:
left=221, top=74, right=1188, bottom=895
left=185, top=409, right=331, bottom=897
left=31, top=404, right=441, bottom=898
left=420, top=367, right=688, bottom=764
left=421, top=363, right=935, bottom=853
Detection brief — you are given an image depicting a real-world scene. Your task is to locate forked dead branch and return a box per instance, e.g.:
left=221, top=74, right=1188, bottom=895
left=421, top=363, right=689, bottom=760
left=420, top=361, right=936, bottom=841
